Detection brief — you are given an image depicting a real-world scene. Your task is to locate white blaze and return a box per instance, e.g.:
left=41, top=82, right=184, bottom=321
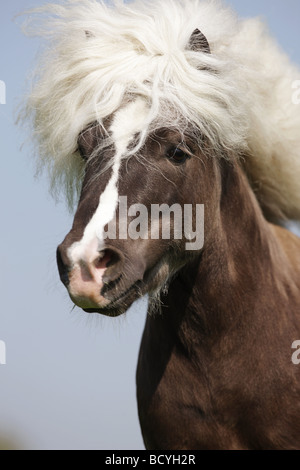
left=68, top=98, right=148, bottom=266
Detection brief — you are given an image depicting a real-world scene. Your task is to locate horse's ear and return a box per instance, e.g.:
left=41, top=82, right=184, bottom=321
left=188, top=29, right=211, bottom=54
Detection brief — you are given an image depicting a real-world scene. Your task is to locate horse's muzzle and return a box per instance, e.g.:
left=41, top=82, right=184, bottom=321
left=56, top=240, right=145, bottom=315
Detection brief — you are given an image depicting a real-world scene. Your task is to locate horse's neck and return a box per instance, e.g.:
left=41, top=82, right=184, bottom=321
left=159, top=160, right=280, bottom=348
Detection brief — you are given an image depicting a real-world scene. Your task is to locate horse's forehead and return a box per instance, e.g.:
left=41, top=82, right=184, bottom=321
left=109, top=97, right=149, bottom=154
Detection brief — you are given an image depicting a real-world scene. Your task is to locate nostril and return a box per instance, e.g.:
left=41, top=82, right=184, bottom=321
left=56, top=246, right=70, bottom=287
left=94, top=249, right=121, bottom=270
left=101, top=248, right=124, bottom=285
left=93, top=250, right=112, bottom=270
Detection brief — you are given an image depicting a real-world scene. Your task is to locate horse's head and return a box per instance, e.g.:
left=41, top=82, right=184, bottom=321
left=22, top=0, right=300, bottom=319
left=50, top=12, right=220, bottom=317
left=57, top=98, right=219, bottom=317
left=24, top=0, right=285, bottom=317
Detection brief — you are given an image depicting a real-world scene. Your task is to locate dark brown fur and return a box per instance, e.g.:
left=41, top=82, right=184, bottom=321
left=58, top=127, right=300, bottom=450
left=137, top=156, right=300, bottom=450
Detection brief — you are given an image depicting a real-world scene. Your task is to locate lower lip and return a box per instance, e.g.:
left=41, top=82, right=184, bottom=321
left=83, top=280, right=142, bottom=315
left=83, top=306, right=122, bottom=317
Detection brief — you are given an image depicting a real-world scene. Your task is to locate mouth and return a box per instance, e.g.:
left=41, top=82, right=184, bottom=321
left=82, top=279, right=143, bottom=317
left=73, top=255, right=171, bottom=317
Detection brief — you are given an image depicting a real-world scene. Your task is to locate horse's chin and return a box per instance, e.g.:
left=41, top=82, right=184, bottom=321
left=80, top=281, right=143, bottom=317
left=82, top=295, right=135, bottom=317
left=82, top=307, right=125, bottom=317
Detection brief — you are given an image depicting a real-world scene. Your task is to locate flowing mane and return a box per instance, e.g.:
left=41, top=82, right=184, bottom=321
left=21, top=0, right=300, bottom=220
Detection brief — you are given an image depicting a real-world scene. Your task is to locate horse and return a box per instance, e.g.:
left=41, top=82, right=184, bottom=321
left=21, top=0, right=300, bottom=450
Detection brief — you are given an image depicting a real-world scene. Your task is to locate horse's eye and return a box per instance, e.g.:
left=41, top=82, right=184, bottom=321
left=166, top=146, right=191, bottom=165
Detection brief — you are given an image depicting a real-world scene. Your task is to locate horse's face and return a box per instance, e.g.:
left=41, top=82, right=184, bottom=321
left=57, top=101, right=220, bottom=316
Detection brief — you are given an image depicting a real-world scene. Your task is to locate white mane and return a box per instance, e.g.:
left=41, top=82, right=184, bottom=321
left=21, top=0, right=300, bottom=220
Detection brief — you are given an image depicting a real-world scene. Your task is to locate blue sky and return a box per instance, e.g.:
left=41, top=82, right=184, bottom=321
left=0, top=0, right=300, bottom=450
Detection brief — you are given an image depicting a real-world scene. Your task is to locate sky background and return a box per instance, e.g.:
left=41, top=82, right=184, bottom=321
left=0, top=0, right=300, bottom=450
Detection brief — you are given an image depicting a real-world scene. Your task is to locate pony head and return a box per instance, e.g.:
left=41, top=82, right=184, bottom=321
left=21, top=0, right=300, bottom=314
